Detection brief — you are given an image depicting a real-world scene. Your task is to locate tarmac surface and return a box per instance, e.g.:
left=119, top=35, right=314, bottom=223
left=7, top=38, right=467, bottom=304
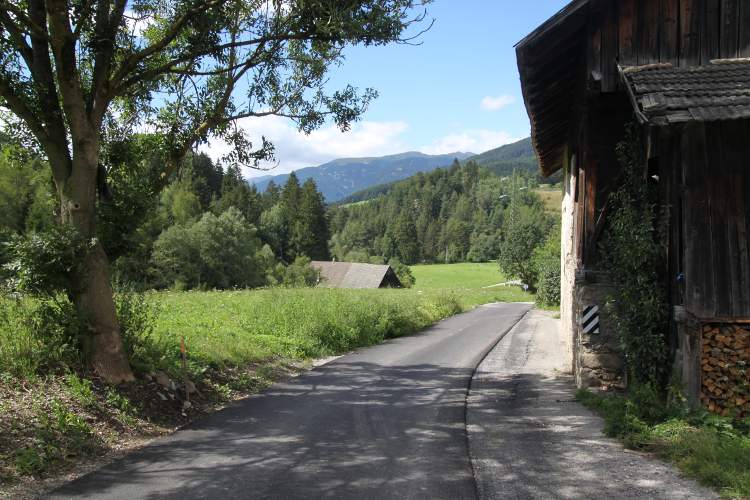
left=49, top=302, right=531, bottom=499
left=468, top=309, right=718, bottom=500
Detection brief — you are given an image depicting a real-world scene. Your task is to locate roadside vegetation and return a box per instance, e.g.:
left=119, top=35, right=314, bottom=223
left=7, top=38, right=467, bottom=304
left=578, top=387, right=750, bottom=499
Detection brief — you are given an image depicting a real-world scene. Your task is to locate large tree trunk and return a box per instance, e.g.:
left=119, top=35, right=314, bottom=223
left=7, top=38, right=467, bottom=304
left=58, top=137, right=134, bottom=383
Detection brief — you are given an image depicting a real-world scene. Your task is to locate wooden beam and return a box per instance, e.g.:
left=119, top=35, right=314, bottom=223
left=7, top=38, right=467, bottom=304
left=681, top=0, right=703, bottom=66
left=661, top=0, right=680, bottom=64
left=721, top=0, right=740, bottom=58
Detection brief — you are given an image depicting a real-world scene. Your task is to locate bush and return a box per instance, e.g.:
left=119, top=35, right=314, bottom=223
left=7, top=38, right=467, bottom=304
left=0, top=296, right=82, bottom=377
left=498, top=205, right=549, bottom=291
left=114, top=289, right=161, bottom=374
left=388, top=258, right=415, bottom=288
left=268, top=256, right=320, bottom=288
left=3, top=225, right=92, bottom=297
left=533, top=224, right=561, bottom=307
left=579, top=386, right=750, bottom=497
left=600, top=127, right=669, bottom=386
left=151, top=208, right=268, bottom=289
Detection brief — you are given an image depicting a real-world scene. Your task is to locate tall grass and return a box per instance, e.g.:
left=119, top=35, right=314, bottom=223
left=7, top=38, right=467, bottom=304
left=144, top=288, right=526, bottom=377
left=0, top=296, right=80, bottom=378
left=1, top=286, right=532, bottom=379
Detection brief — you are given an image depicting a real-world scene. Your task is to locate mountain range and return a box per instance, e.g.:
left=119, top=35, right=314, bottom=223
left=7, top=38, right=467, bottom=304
left=249, top=137, right=538, bottom=203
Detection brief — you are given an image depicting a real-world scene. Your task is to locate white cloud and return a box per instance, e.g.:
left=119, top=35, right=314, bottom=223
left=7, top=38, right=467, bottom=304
left=202, top=116, right=409, bottom=178
left=421, top=129, right=520, bottom=155
left=480, top=95, right=515, bottom=111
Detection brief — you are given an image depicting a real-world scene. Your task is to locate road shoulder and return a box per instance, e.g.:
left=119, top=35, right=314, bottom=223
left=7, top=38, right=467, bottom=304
left=467, top=309, right=717, bottom=500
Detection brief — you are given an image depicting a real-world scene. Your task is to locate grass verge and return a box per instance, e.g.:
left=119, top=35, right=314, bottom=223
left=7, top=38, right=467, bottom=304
left=577, top=388, right=750, bottom=499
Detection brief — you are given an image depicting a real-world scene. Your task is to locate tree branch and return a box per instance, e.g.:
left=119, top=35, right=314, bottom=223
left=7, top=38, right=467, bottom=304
left=88, top=0, right=127, bottom=124
left=45, top=0, right=90, bottom=139
left=0, top=10, right=33, bottom=63
left=109, top=0, right=232, bottom=90
left=0, top=0, right=49, bottom=39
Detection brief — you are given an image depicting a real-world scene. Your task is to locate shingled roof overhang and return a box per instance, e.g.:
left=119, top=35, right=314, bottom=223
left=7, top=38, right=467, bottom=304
left=620, top=60, right=750, bottom=126
left=516, top=0, right=590, bottom=177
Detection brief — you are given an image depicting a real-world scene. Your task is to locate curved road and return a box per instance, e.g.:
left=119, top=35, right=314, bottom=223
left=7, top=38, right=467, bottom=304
left=50, top=302, right=532, bottom=500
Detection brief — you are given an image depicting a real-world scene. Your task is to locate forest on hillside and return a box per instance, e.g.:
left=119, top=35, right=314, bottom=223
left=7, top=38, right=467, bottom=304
left=328, top=160, right=555, bottom=265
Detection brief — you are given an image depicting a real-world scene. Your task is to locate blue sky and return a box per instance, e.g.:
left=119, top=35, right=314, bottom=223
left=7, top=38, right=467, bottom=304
left=222, top=1, right=571, bottom=178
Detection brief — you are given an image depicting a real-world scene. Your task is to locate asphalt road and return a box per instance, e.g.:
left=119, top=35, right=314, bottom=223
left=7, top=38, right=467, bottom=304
left=49, top=302, right=532, bottom=500
left=468, top=309, right=717, bottom=500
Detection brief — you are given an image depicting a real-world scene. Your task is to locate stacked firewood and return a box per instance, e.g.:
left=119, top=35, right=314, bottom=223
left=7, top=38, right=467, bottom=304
left=701, top=324, right=750, bottom=417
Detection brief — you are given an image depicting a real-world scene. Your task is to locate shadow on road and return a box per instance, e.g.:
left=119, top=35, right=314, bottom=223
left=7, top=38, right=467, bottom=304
left=52, top=361, right=484, bottom=499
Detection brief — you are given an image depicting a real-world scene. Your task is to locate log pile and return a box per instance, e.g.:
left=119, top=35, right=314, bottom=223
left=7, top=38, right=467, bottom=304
left=701, top=323, right=750, bottom=417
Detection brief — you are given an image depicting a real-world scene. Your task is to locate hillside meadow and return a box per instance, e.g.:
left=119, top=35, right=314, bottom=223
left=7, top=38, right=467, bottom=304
left=0, top=264, right=531, bottom=490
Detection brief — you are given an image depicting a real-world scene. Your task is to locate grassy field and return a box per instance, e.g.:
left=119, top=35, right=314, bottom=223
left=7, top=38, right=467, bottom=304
left=534, top=185, right=562, bottom=215
left=411, top=262, right=516, bottom=290
left=0, top=264, right=532, bottom=380
left=145, top=267, right=531, bottom=376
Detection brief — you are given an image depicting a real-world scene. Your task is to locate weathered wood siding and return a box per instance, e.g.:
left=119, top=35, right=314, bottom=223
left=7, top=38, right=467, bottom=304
left=589, top=0, right=750, bottom=92
left=677, top=120, right=750, bottom=319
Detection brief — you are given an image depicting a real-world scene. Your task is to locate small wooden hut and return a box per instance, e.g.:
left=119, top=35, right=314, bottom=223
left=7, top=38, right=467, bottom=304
left=517, top=0, right=750, bottom=414
left=311, top=261, right=403, bottom=289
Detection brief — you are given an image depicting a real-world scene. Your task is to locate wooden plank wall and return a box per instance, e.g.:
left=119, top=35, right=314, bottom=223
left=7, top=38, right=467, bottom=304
left=679, top=120, right=750, bottom=319
left=591, top=0, right=750, bottom=92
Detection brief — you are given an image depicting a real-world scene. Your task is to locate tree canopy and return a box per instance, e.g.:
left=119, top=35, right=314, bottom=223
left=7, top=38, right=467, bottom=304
left=0, top=0, right=431, bottom=382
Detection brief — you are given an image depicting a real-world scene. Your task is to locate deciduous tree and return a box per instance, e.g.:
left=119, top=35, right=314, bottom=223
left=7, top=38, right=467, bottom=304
left=0, top=0, right=430, bottom=381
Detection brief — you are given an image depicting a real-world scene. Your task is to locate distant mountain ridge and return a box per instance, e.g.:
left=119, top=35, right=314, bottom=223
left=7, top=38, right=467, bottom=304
left=250, top=151, right=474, bottom=203
left=469, top=137, right=537, bottom=176
left=337, top=137, right=540, bottom=205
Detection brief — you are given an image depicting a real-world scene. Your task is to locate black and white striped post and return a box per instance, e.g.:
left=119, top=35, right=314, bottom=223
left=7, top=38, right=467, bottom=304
left=581, top=305, right=600, bottom=334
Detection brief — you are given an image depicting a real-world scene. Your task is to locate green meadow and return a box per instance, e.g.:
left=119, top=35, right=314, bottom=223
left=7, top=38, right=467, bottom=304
left=411, top=262, right=514, bottom=289
left=1, top=264, right=532, bottom=379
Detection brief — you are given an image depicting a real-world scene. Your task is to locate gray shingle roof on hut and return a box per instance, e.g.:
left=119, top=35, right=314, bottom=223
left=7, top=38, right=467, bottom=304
left=620, top=60, right=750, bottom=126
left=310, top=261, right=402, bottom=289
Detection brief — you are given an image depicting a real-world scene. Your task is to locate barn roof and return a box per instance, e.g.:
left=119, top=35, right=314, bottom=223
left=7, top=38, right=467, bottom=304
left=620, top=60, right=750, bottom=126
left=515, top=0, right=590, bottom=177
left=310, top=261, right=402, bottom=289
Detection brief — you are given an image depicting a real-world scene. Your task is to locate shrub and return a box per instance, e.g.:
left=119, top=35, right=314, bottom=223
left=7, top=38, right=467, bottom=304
left=533, top=223, right=561, bottom=307
left=151, top=208, right=268, bottom=289
left=115, top=289, right=161, bottom=373
left=0, top=296, right=82, bottom=377
left=388, top=258, right=415, bottom=288
left=498, top=205, right=549, bottom=291
left=269, top=256, right=320, bottom=288
left=3, top=225, right=93, bottom=297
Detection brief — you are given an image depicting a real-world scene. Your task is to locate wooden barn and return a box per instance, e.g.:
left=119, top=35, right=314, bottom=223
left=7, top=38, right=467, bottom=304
left=517, top=0, right=750, bottom=413
left=310, top=261, right=403, bottom=289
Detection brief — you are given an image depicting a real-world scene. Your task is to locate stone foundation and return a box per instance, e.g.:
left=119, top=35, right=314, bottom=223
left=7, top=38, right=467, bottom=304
left=573, top=272, right=625, bottom=389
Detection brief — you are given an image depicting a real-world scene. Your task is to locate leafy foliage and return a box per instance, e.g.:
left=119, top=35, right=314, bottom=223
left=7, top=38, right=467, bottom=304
left=497, top=176, right=551, bottom=291
left=532, top=223, right=561, bottom=307
left=388, top=258, right=415, bottom=288
left=268, top=256, right=321, bottom=288
left=152, top=208, right=267, bottom=289
left=600, top=127, right=669, bottom=386
left=0, top=296, right=82, bottom=377
left=579, top=387, right=750, bottom=498
left=3, top=225, right=94, bottom=297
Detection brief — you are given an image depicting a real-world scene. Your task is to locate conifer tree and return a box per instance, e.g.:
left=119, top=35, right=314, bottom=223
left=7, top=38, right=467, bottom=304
left=295, top=179, right=330, bottom=260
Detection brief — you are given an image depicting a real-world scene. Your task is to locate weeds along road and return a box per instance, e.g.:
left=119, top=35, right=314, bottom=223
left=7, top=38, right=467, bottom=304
left=49, top=302, right=532, bottom=500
